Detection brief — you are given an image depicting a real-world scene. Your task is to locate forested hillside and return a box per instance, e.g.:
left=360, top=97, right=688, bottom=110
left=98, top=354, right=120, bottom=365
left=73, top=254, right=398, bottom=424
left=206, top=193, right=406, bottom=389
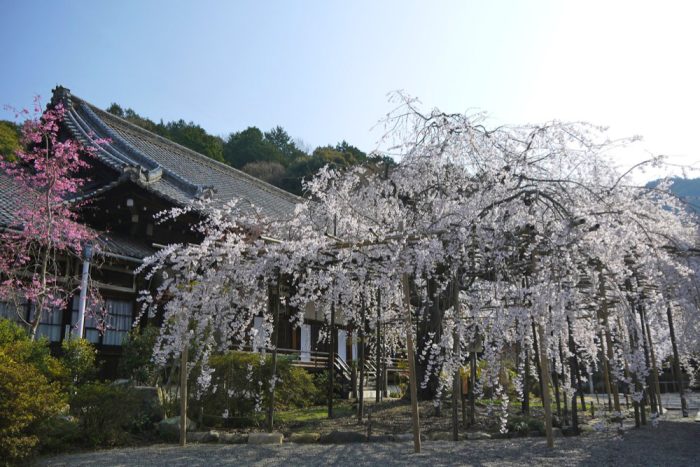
left=0, top=120, right=20, bottom=161
left=647, top=177, right=700, bottom=212
left=105, top=103, right=393, bottom=195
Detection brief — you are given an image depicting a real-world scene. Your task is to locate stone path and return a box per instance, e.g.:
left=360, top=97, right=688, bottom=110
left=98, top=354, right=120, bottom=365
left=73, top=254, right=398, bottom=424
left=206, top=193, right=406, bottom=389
left=38, top=417, right=700, bottom=467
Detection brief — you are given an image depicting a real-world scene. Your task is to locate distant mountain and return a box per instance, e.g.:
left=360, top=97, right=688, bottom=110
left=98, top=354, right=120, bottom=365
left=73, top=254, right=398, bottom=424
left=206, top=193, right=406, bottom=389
left=647, top=177, right=700, bottom=212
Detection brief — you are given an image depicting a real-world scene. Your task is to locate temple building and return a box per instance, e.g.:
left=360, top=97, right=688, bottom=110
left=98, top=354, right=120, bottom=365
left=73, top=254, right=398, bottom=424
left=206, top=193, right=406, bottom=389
left=0, top=87, right=365, bottom=379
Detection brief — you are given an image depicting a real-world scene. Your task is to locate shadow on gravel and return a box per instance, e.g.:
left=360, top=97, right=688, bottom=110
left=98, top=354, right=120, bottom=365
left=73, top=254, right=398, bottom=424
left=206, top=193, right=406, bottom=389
left=39, top=420, right=700, bottom=467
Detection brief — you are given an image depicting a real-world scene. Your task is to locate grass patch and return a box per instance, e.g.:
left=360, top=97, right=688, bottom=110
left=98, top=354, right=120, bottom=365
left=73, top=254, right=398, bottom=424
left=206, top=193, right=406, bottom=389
left=276, top=402, right=354, bottom=425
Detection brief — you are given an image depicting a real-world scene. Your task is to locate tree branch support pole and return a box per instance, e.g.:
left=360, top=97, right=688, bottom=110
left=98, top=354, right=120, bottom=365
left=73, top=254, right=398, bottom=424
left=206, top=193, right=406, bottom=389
left=469, top=345, right=477, bottom=426
left=532, top=321, right=545, bottom=398
left=522, top=338, right=530, bottom=415
left=267, top=283, right=280, bottom=432
left=329, top=215, right=338, bottom=419
left=640, top=306, right=662, bottom=413
left=376, top=289, right=382, bottom=403
left=537, top=323, right=554, bottom=449
left=328, top=300, right=335, bottom=419
left=566, top=316, right=580, bottom=434
left=646, top=327, right=663, bottom=413
left=402, top=274, right=421, bottom=453
left=358, top=295, right=365, bottom=422
left=179, top=340, right=188, bottom=447
left=666, top=304, right=688, bottom=417
left=451, top=277, right=461, bottom=441
left=637, top=303, right=657, bottom=414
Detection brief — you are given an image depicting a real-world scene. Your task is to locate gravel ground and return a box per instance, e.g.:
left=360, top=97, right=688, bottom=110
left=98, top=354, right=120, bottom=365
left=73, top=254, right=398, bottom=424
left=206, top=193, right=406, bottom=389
left=37, top=416, right=700, bottom=467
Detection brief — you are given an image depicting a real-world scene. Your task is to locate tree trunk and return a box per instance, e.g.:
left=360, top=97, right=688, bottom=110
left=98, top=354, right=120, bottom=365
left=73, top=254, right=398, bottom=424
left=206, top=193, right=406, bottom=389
left=416, top=278, right=443, bottom=400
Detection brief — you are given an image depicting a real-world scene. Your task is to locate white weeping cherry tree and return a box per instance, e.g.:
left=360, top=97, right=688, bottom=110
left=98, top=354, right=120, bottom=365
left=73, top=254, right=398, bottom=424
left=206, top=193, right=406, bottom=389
left=137, top=93, right=700, bottom=451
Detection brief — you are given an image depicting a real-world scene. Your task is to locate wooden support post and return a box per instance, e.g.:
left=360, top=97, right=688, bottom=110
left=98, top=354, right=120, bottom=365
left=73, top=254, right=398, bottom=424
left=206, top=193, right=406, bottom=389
left=552, top=358, right=562, bottom=419
left=402, top=274, right=421, bottom=454
left=469, top=348, right=476, bottom=426
left=576, top=363, right=586, bottom=412
left=179, top=341, right=188, bottom=447
left=328, top=301, right=335, bottom=419
left=641, top=306, right=662, bottom=413
left=522, top=342, right=530, bottom=415
left=451, top=278, right=461, bottom=441
left=537, top=324, right=554, bottom=449
left=566, top=316, right=580, bottom=434
left=667, top=304, right=688, bottom=417
left=626, top=325, right=643, bottom=427
left=358, top=295, right=365, bottom=422
left=599, top=332, right=613, bottom=412
left=558, top=340, right=569, bottom=426
left=376, top=289, right=382, bottom=404
left=648, top=337, right=663, bottom=414
left=267, top=283, right=280, bottom=432
left=637, top=304, right=657, bottom=415
left=532, top=321, right=545, bottom=399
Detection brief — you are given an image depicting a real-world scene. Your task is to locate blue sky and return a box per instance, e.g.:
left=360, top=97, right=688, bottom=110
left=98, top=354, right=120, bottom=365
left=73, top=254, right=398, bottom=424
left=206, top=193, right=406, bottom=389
left=2, top=0, right=699, bottom=180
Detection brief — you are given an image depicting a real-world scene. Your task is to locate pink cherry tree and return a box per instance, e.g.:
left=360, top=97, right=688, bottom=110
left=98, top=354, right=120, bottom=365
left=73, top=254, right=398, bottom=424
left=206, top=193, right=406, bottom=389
left=0, top=98, right=103, bottom=340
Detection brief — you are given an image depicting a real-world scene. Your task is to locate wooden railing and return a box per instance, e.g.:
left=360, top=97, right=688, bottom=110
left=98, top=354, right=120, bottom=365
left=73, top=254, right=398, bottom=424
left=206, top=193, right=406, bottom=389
left=240, top=345, right=405, bottom=388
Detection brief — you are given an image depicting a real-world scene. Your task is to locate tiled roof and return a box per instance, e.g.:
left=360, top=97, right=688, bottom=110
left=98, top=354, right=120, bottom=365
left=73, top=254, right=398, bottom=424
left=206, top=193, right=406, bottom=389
left=0, top=173, right=152, bottom=261
left=0, top=172, right=26, bottom=227
left=97, top=232, right=156, bottom=260
left=53, top=86, right=302, bottom=220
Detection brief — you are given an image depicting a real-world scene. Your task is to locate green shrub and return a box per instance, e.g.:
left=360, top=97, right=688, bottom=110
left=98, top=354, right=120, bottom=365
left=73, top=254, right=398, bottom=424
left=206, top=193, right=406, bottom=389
left=0, top=349, right=65, bottom=464
left=277, top=366, right=321, bottom=408
left=60, top=338, right=97, bottom=390
left=193, top=351, right=323, bottom=427
left=0, top=320, right=64, bottom=383
left=311, top=371, right=342, bottom=405
left=506, top=414, right=544, bottom=436
left=69, top=382, right=140, bottom=447
left=118, top=325, right=160, bottom=385
left=0, top=319, right=27, bottom=345
left=35, top=416, right=81, bottom=455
